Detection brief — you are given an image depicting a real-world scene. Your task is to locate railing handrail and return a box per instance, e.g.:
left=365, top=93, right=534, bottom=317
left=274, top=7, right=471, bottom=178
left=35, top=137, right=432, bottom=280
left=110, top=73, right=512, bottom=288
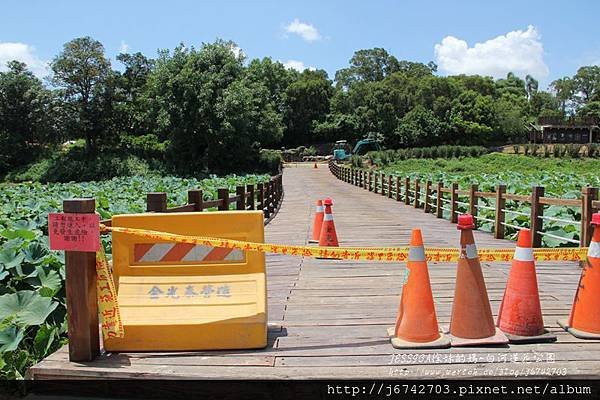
left=329, top=160, right=599, bottom=247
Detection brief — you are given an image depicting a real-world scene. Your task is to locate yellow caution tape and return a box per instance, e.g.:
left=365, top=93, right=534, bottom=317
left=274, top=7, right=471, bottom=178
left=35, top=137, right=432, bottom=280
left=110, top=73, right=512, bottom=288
left=100, top=225, right=588, bottom=263
left=96, top=247, right=124, bottom=339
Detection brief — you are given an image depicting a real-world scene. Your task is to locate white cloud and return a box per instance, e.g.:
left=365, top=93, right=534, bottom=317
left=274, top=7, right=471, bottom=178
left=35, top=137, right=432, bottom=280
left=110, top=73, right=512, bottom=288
left=434, top=25, right=549, bottom=79
left=284, top=18, right=321, bottom=42
left=0, top=42, right=49, bottom=78
left=119, top=40, right=129, bottom=54
left=282, top=60, right=315, bottom=72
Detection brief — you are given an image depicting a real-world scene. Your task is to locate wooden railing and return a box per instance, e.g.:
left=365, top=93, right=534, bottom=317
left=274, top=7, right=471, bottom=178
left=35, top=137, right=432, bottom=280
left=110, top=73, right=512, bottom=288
left=101, top=173, right=284, bottom=226
left=65, top=171, right=283, bottom=362
left=329, top=161, right=599, bottom=247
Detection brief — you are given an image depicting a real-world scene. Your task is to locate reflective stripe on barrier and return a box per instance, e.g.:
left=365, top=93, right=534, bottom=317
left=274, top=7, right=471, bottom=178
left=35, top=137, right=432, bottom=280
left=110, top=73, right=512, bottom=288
left=134, top=243, right=245, bottom=263
left=589, top=241, right=600, bottom=258
left=100, top=224, right=589, bottom=263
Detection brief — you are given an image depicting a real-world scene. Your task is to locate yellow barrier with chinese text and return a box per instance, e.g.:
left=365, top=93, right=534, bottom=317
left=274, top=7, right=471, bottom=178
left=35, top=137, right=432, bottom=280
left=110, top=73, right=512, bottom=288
left=103, top=211, right=267, bottom=352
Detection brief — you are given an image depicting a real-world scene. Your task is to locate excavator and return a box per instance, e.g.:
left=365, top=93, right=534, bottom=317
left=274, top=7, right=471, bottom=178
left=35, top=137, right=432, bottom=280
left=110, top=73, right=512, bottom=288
left=332, top=138, right=381, bottom=161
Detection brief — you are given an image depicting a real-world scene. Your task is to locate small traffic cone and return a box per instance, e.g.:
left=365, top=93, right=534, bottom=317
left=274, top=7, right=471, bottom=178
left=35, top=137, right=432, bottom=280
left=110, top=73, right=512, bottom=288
left=314, top=162, right=318, bottom=169
left=497, top=229, right=556, bottom=343
left=558, top=212, right=600, bottom=339
left=309, top=200, right=324, bottom=244
left=387, top=229, right=450, bottom=349
left=447, top=214, right=508, bottom=346
left=318, top=198, right=339, bottom=250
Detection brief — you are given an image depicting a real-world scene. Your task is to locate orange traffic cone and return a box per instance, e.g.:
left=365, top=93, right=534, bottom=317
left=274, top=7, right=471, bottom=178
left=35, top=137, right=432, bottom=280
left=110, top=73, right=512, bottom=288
left=447, top=214, right=508, bottom=346
left=314, top=162, right=318, bottom=169
left=309, top=200, right=324, bottom=244
left=497, top=229, right=556, bottom=343
left=318, top=198, right=339, bottom=248
left=558, top=212, right=600, bottom=339
left=387, top=229, right=450, bottom=349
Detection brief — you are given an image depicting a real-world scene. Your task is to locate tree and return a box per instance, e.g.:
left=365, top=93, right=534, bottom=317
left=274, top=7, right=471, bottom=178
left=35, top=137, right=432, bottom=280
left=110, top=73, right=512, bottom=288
left=50, top=37, right=112, bottom=152
left=574, top=66, right=600, bottom=104
left=393, top=106, right=447, bottom=148
left=0, top=61, right=57, bottom=173
left=283, top=70, right=333, bottom=146
left=334, top=48, right=400, bottom=89
left=246, top=58, right=297, bottom=114
left=144, top=40, right=283, bottom=172
left=525, top=74, right=538, bottom=101
left=115, top=52, right=155, bottom=136
left=550, top=77, right=576, bottom=116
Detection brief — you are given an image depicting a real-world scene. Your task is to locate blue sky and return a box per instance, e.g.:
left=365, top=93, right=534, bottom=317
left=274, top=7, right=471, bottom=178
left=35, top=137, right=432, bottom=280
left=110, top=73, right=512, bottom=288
left=1, top=0, right=599, bottom=88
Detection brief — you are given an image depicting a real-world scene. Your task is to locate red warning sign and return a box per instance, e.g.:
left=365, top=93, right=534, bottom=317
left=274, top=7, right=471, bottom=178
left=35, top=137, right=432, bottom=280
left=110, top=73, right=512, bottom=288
left=48, top=213, right=100, bottom=252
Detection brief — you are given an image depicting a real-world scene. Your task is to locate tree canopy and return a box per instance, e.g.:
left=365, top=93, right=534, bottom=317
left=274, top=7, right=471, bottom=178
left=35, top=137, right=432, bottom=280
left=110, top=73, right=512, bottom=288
left=0, top=36, right=595, bottom=178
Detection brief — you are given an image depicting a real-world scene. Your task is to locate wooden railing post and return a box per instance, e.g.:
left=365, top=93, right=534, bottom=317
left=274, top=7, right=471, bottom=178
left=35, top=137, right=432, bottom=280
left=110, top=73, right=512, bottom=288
left=450, top=183, right=459, bottom=223
left=381, top=173, right=386, bottom=196
left=395, top=177, right=401, bottom=201
left=257, top=183, right=265, bottom=215
left=414, top=178, right=420, bottom=208
left=531, top=186, right=545, bottom=248
left=218, top=188, right=229, bottom=211
left=368, top=172, right=372, bottom=192
left=236, top=185, right=246, bottom=210
left=424, top=181, right=432, bottom=213
left=388, top=175, right=393, bottom=199
left=247, top=184, right=255, bottom=210
left=147, top=192, right=167, bottom=212
left=581, top=187, right=599, bottom=246
left=404, top=177, right=410, bottom=205
left=435, top=182, right=444, bottom=218
left=436, top=182, right=443, bottom=218
left=268, top=181, right=275, bottom=215
left=187, top=189, right=203, bottom=211
left=470, top=184, right=479, bottom=221
left=495, top=184, right=506, bottom=239
left=64, top=198, right=99, bottom=362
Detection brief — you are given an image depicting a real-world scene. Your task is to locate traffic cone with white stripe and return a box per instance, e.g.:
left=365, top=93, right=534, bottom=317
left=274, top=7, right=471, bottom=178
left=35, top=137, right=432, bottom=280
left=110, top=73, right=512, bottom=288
left=318, top=198, right=339, bottom=248
left=558, top=212, right=600, bottom=339
left=497, top=229, right=556, bottom=343
left=447, top=214, right=508, bottom=346
left=309, top=200, right=324, bottom=244
left=387, top=228, right=450, bottom=349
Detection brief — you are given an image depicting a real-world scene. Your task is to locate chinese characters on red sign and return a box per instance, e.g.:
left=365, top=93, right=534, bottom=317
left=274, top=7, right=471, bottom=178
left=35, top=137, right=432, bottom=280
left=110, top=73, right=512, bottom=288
left=48, top=213, right=100, bottom=252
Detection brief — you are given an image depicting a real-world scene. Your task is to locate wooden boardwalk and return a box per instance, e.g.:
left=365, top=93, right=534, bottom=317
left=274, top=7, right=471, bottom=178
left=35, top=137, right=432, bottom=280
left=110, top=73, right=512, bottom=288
left=30, top=163, right=600, bottom=379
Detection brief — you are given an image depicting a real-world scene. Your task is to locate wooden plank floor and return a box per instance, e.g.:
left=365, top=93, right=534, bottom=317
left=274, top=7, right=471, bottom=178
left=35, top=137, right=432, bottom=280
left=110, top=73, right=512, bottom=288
left=29, top=163, right=600, bottom=379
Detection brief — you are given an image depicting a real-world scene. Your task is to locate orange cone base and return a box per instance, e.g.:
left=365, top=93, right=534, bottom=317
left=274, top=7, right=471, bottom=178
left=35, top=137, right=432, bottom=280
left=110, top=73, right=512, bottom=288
left=442, top=325, right=509, bottom=347
left=558, top=319, right=600, bottom=340
left=502, top=329, right=556, bottom=344
left=386, top=327, right=450, bottom=349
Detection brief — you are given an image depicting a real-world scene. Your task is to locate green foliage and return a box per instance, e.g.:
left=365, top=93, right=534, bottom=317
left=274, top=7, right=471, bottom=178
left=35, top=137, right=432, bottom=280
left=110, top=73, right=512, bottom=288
left=365, top=146, right=489, bottom=165
left=6, top=142, right=162, bottom=183
left=257, top=150, right=283, bottom=174
left=0, top=173, right=270, bottom=377
left=0, top=61, right=58, bottom=174
left=379, top=154, right=600, bottom=246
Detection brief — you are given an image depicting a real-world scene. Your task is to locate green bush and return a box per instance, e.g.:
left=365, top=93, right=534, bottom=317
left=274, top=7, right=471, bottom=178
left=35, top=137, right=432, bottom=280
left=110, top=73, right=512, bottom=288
left=350, top=155, right=363, bottom=168
left=6, top=143, right=165, bottom=183
left=257, top=149, right=282, bottom=174
left=364, top=145, right=489, bottom=166
left=120, top=134, right=168, bottom=159
left=588, top=143, right=600, bottom=157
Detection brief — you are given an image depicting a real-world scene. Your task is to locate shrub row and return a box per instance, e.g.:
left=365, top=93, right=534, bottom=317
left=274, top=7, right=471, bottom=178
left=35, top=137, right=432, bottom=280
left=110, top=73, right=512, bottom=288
left=515, top=143, right=600, bottom=158
left=364, top=146, right=490, bottom=166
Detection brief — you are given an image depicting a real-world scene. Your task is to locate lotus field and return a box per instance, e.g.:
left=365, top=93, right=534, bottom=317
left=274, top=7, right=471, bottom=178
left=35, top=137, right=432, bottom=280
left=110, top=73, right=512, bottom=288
left=380, top=154, right=600, bottom=247
left=0, top=174, right=270, bottom=378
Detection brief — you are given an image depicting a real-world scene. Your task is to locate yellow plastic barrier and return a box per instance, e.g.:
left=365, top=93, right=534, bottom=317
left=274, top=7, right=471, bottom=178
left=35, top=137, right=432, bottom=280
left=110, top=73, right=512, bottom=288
left=103, top=211, right=267, bottom=352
